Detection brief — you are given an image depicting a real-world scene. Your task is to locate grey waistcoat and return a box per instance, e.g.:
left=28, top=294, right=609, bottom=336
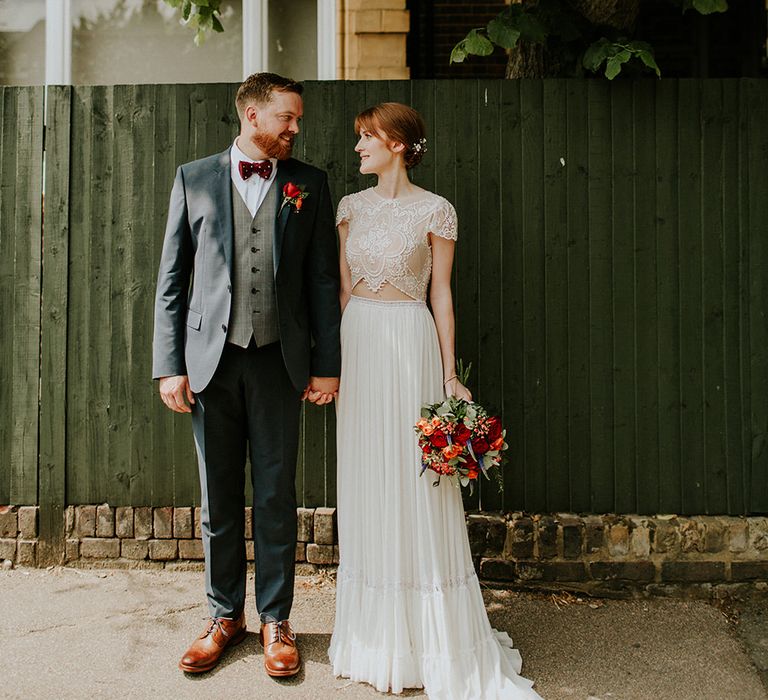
left=227, top=183, right=280, bottom=348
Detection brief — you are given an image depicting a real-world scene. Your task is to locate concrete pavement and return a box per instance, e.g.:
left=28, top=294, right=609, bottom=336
left=1, top=566, right=766, bottom=700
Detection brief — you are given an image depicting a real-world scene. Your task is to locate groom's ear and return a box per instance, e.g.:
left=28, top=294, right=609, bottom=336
left=243, top=103, right=260, bottom=128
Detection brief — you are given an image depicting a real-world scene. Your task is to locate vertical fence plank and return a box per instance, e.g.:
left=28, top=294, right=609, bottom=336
left=587, top=81, right=615, bottom=513
left=565, top=81, right=591, bottom=513
left=38, top=86, right=70, bottom=565
left=453, top=80, right=480, bottom=512
left=476, top=80, right=504, bottom=512
left=747, top=78, right=768, bottom=512
left=719, top=80, right=745, bottom=514
left=701, top=80, right=728, bottom=513
left=678, top=81, right=706, bottom=514
left=542, top=80, right=569, bottom=511
left=655, top=80, right=682, bottom=514
left=611, top=81, right=637, bottom=514
left=520, top=80, right=547, bottom=513
left=0, top=87, right=43, bottom=506
left=633, top=80, right=660, bottom=514
left=500, top=81, right=525, bottom=510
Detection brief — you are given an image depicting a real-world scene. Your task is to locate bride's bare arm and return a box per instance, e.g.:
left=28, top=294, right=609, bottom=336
left=338, top=221, right=353, bottom=311
left=429, top=234, right=472, bottom=401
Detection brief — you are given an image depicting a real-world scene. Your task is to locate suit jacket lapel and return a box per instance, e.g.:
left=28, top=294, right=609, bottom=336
left=273, top=159, right=296, bottom=273
left=213, top=149, right=234, bottom=278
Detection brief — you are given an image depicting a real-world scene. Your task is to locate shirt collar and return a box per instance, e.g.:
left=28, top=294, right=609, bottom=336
left=231, top=137, right=277, bottom=183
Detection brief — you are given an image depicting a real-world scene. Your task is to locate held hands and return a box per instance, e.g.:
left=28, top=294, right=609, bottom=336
left=159, top=375, right=195, bottom=413
left=302, top=376, right=339, bottom=405
left=444, top=376, right=472, bottom=402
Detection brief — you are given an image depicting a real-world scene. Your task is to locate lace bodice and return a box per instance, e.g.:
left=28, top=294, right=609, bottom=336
left=336, top=188, right=458, bottom=302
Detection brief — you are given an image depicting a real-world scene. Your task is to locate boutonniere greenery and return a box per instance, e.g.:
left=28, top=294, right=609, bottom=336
left=280, top=182, right=309, bottom=214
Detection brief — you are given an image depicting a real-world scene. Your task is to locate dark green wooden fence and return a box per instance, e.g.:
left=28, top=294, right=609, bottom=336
left=1, top=79, right=767, bottom=525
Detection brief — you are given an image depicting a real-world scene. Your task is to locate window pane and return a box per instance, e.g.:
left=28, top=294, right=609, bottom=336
left=268, top=0, right=316, bottom=81
left=0, top=0, right=45, bottom=86
left=72, top=0, right=242, bottom=85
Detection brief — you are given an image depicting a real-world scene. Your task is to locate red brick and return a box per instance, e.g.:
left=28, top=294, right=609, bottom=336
left=178, top=539, right=204, bottom=560
left=121, top=539, right=148, bottom=560
left=18, top=506, right=37, bottom=538
left=134, top=507, right=152, bottom=540
left=115, top=507, right=134, bottom=538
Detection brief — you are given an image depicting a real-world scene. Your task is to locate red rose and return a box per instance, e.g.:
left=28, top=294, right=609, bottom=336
left=487, top=417, right=502, bottom=444
left=284, top=182, right=301, bottom=198
left=472, top=437, right=490, bottom=455
left=429, top=430, right=448, bottom=448
left=453, top=424, right=471, bottom=445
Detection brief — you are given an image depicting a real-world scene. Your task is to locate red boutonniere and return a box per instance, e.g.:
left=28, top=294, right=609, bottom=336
left=280, top=182, right=309, bottom=214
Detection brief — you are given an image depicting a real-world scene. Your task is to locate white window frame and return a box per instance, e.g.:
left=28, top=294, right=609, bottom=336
left=42, top=0, right=336, bottom=85
left=242, top=0, right=337, bottom=79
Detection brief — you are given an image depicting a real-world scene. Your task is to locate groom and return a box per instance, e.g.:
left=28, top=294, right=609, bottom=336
left=152, top=73, right=341, bottom=677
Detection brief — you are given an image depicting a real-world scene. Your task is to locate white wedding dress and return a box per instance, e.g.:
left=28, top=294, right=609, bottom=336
left=329, top=188, right=542, bottom=700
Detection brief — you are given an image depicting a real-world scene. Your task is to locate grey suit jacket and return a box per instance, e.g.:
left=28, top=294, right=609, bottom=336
left=152, top=149, right=341, bottom=394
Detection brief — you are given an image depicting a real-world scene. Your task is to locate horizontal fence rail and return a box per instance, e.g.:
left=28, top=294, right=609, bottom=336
left=0, top=80, right=766, bottom=528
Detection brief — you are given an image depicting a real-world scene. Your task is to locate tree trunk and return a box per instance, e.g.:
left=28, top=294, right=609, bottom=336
left=505, top=0, right=643, bottom=78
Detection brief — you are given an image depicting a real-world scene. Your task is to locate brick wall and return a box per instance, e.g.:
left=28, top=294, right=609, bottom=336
left=408, top=0, right=510, bottom=79
left=3, top=504, right=768, bottom=593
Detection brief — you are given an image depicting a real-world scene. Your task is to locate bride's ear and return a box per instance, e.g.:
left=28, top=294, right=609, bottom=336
left=389, top=141, right=406, bottom=155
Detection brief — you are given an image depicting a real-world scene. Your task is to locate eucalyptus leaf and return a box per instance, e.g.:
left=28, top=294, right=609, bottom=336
left=582, top=38, right=611, bottom=71
left=637, top=49, right=661, bottom=76
left=211, top=14, right=224, bottom=32
left=182, top=0, right=192, bottom=21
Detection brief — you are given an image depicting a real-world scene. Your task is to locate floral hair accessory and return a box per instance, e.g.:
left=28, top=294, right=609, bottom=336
left=280, top=181, right=309, bottom=214
left=411, top=137, right=428, bottom=154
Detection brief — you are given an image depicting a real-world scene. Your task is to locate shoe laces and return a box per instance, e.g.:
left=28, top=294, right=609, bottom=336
left=202, top=617, right=232, bottom=640
left=268, top=620, right=296, bottom=644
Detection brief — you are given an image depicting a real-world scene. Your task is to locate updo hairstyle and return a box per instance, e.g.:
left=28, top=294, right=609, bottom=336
left=354, top=102, right=427, bottom=169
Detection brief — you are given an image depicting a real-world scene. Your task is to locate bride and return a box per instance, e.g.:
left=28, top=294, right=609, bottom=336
left=328, top=102, right=542, bottom=699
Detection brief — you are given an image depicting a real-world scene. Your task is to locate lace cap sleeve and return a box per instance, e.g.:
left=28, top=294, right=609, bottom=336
left=428, top=198, right=458, bottom=241
left=336, top=194, right=352, bottom=226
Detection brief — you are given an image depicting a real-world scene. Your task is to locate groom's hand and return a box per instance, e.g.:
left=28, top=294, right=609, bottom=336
left=159, top=375, right=195, bottom=413
left=302, top=377, right=339, bottom=405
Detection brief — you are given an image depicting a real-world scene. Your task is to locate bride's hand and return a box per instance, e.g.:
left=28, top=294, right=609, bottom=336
left=445, top=377, right=472, bottom=402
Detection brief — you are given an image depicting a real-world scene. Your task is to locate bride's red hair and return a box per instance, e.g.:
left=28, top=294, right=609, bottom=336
left=354, top=102, right=427, bottom=170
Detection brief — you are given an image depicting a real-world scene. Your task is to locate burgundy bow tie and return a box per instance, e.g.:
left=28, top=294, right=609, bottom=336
left=239, top=159, right=273, bottom=181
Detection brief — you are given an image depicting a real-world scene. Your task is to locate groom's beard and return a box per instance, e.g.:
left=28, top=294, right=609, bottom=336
left=250, top=129, right=294, bottom=160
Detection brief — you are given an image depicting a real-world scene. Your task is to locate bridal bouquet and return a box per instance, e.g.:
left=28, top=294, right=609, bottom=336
left=414, top=385, right=507, bottom=495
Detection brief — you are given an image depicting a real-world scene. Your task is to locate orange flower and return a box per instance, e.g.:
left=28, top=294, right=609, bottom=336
left=441, top=444, right=463, bottom=460
left=490, top=437, right=504, bottom=451
left=417, top=418, right=435, bottom=436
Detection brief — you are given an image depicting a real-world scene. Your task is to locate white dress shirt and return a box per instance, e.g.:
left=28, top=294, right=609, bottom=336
left=230, top=137, right=278, bottom=217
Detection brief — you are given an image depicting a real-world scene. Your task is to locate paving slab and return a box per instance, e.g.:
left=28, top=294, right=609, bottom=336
left=0, top=567, right=765, bottom=700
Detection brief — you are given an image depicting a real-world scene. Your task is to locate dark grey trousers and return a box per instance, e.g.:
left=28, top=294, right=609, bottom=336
left=191, top=340, right=301, bottom=623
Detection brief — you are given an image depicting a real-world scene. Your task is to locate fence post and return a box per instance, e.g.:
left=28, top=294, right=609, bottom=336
left=38, top=85, right=71, bottom=566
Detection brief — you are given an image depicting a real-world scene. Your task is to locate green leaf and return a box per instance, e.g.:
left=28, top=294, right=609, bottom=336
left=487, top=17, right=520, bottom=50
left=582, top=38, right=611, bottom=72
left=464, top=29, right=494, bottom=57
left=604, top=56, right=623, bottom=80
left=194, top=28, right=205, bottom=46
left=211, top=14, right=224, bottom=32
left=194, top=0, right=209, bottom=5
left=637, top=49, right=661, bottom=77
left=182, top=0, right=192, bottom=21
left=692, top=0, right=728, bottom=13
left=516, top=14, right=547, bottom=44
left=450, top=42, right=468, bottom=64
left=163, top=0, right=183, bottom=7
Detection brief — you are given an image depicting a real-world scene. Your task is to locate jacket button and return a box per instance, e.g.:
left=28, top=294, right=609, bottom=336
left=222, top=324, right=227, bottom=333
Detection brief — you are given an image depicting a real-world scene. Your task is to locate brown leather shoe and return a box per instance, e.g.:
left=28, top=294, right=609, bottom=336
left=178, top=613, right=247, bottom=673
left=260, top=620, right=300, bottom=677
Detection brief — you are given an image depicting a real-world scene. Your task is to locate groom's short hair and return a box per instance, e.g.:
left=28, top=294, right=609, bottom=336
left=236, top=73, right=303, bottom=119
